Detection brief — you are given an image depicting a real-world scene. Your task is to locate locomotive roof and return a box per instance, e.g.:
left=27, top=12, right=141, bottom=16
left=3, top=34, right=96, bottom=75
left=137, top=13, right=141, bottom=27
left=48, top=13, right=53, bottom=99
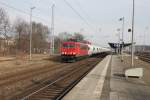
left=63, top=41, right=91, bottom=44
left=63, top=41, right=82, bottom=44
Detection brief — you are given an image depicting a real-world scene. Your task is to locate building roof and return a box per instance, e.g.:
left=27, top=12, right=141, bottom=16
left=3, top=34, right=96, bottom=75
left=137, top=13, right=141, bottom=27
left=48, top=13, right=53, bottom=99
left=108, top=42, right=132, bottom=49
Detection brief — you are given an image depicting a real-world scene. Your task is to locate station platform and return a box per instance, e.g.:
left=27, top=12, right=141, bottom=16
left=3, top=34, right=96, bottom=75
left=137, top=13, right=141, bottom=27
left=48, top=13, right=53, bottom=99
left=63, top=54, right=150, bottom=100
left=63, top=55, right=111, bottom=100
left=110, top=55, right=150, bottom=100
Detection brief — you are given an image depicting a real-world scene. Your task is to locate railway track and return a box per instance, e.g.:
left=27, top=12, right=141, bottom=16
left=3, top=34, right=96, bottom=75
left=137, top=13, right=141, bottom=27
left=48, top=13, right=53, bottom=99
left=0, top=62, right=70, bottom=99
left=11, top=55, right=105, bottom=100
left=136, top=52, right=150, bottom=63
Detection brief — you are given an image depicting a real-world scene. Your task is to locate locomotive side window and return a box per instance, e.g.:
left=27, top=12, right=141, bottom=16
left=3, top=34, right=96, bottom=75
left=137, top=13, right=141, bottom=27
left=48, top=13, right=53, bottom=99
left=69, top=44, right=75, bottom=48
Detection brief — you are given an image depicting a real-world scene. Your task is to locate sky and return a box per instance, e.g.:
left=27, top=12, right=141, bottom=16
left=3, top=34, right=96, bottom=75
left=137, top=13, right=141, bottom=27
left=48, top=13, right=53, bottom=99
left=0, top=0, right=150, bottom=47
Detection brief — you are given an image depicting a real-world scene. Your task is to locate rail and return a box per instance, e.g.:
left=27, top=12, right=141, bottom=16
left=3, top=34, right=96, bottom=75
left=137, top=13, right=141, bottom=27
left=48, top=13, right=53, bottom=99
left=10, top=55, right=106, bottom=100
left=136, top=52, right=150, bottom=63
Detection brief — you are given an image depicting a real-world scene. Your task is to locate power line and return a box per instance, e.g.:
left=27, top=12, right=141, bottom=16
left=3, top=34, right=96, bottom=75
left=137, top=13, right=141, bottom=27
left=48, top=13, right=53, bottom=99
left=63, top=0, right=93, bottom=29
left=0, top=1, right=49, bottom=24
left=73, top=0, right=93, bottom=25
left=0, top=1, right=29, bottom=14
left=16, top=0, right=50, bottom=17
left=73, top=0, right=97, bottom=33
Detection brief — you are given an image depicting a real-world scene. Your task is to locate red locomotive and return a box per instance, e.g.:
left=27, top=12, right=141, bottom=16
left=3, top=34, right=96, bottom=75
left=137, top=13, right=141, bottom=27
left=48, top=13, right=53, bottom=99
left=61, top=41, right=89, bottom=61
left=60, top=40, right=110, bottom=62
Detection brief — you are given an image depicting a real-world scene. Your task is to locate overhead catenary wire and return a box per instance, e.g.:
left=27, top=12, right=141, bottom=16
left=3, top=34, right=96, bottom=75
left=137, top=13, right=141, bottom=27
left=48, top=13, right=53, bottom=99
left=0, top=0, right=97, bottom=34
left=72, top=0, right=98, bottom=37
left=63, top=0, right=96, bottom=32
left=15, top=0, right=51, bottom=18
left=73, top=0, right=94, bottom=26
left=0, top=1, right=49, bottom=24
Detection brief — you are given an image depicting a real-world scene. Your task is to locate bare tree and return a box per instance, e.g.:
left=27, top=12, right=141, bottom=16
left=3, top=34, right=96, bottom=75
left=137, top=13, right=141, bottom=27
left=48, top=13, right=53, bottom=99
left=58, top=32, right=73, bottom=41
left=73, top=32, right=84, bottom=42
left=0, top=8, right=10, bottom=36
left=58, top=32, right=84, bottom=42
left=32, top=22, right=49, bottom=53
left=0, top=8, right=10, bottom=56
left=13, top=18, right=50, bottom=54
left=14, top=18, right=30, bottom=53
left=0, top=8, right=52, bottom=56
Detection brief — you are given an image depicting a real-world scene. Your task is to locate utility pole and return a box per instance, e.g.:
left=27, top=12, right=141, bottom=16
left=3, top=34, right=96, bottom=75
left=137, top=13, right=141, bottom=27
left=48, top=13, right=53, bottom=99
left=29, top=7, right=35, bottom=60
left=51, top=4, right=55, bottom=55
left=119, top=17, right=125, bottom=62
left=117, top=28, right=121, bottom=54
left=131, top=0, right=135, bottom=67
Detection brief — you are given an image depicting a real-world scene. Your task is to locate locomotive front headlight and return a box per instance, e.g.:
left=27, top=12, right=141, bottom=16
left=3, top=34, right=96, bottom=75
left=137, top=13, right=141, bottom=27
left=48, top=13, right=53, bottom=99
left=73, top=52, right=76, bottom=55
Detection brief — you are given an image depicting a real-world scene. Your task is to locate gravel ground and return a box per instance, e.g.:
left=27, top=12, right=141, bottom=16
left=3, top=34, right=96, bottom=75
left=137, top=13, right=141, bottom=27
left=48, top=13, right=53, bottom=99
left=0, top=54, right=61, bottom=99
left=0, top=54, right=54, bottom=76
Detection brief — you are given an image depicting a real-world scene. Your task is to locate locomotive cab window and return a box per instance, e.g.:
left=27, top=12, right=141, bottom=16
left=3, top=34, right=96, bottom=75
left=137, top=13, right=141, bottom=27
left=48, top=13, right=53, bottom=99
left=63, top=44, right=75, bottom=48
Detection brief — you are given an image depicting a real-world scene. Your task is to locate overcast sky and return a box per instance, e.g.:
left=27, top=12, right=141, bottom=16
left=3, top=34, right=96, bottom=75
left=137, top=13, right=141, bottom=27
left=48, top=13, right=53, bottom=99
left=0, top=0, right=150, bottom=47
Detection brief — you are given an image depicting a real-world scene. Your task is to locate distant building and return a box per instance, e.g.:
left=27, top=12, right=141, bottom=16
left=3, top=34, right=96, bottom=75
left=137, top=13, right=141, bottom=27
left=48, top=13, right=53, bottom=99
left=134, top=45, right=150, bottom=52
left=126, top=45, right=150, bottom=53
left=0, top=35, right=15, bottom=56
left=108, top=42, right=131, bottom=53
left=0, top=37, right=5, bottom=52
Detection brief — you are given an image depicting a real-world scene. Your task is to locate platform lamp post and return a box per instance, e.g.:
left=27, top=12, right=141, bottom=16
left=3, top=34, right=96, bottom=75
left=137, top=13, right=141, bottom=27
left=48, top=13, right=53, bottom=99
left=128, top=0, right=135, bottom=67
left=29, top=7, right=35, bottom=61
left=125, top=0, right=143, bottom=78
left=129, top=0, right=135, bottom=67
left=131, top=0, right=135, bottom=67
